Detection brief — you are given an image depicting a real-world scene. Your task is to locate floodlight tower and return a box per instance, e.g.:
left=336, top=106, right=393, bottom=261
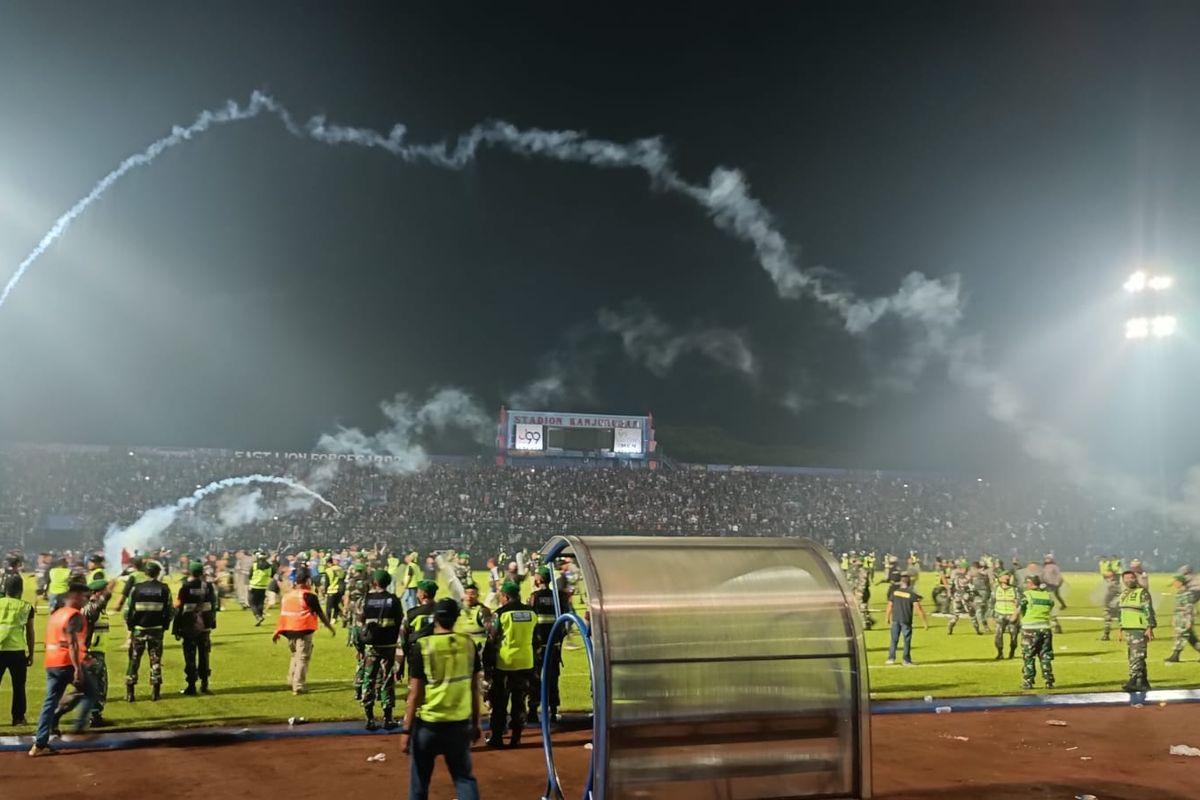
left=1123, top=269, right=1176, bottom=340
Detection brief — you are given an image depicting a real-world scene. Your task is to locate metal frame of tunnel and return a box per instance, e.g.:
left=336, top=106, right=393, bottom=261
left=537, top=534, right=872, bottom=800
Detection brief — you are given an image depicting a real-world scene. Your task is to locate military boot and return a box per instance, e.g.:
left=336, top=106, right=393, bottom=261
left=180, top=683, right=197, bottom=696
left=125, top=685, right=135, bottom=703
left=200, top=679, right=211, bottom=695
left=151, top=684, right=161, bottom=702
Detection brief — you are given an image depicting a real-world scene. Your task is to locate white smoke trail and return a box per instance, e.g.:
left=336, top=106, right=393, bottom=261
left=317, top=388, right=494, bottom=474
left=5, top=91, right=1186, bottom=521
left=102, top=474, right=338, bottom=568
left=597, top=301, right=756, bottom=378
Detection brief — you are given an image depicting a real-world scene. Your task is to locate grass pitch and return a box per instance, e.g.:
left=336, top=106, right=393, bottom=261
left=0, top=569, right=1195, bottom=732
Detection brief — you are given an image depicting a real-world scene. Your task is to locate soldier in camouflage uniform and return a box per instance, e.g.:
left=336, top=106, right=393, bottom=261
left=1099, top=571, right=1120, bottom=641
left=990, top=571, right=1020, bottom=659
left=972, top=561, right=992, bottom=633
left=946, top=561, right=980, bottom=634
left=344, top=560, right=369, bottom=700
left=358, top=570, right=404, bottom=730
left=1163, top=574, right=1200, bottom=663
left=1117, top=569, right=1156, bottom=693
left=1017, top=575, right=1055, bottom=690
left=124, top=561, right=173, bottom=702
left=850, top=558, right=874, bottom=630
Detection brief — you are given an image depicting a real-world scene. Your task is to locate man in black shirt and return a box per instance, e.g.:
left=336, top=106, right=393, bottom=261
left=359, top=570, right=405, bottom=730
left=527, top=566, right=569, bottom=725
left=398, top=580, right=438, bottom=678
left=885, top=574, right=928, bottom=666
left=173, top=562, right=218, bottom=696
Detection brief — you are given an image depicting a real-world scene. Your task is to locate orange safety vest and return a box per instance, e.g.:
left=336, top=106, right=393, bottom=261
left=45, top=606, right=87, bottom=668
left=278, top=589, right=319, bottom=633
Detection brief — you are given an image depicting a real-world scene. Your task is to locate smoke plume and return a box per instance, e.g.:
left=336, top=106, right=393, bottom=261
left=597, top=300, right=756, bottom=378
left=102, top=474, right=338, bottom=569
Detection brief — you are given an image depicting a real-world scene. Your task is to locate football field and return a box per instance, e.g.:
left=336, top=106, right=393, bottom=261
left=1, top=569, right=1195, bottom=732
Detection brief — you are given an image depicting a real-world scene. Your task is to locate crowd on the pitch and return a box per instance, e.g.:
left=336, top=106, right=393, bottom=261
left=842, top=551, right=1200, bottom=691
left=3, top=445, right=1199, bottom=566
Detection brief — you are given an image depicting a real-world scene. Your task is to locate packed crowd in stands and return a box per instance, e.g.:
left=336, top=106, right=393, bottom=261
left=1, top=444, right=1196, bottom=567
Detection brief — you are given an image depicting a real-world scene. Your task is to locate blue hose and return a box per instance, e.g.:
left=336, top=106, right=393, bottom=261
left=540, top=611, right=595, bottom=800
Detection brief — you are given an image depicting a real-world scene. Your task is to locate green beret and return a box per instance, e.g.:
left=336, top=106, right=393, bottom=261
left=373, top=569, right=391, bottom=586
left=537, top=566, right=552, bottom=580
left=351, top=563, right=367, bottom=574
left=189, top=561, right=203, bottom=576
left=501, top=580, right=519, bottom=597
left=1174, top=574, right=1188, bottom=584
left=87, top=579, right=108, bottom=591
left=417, top=580, right=438, bottom=596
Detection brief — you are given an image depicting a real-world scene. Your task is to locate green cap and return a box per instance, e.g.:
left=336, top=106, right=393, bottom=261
left=537, top=566, right=552, bottom=581
left=957, top=560, right=969, bottom=568
left=351, top=562, right=367, bottom=574
left=87, top=578, right=108, bottom=591
left=373, top=569, right=391, bottom=586
left=417, top=579, right=438, bottom=596
left=500, top=580, right=519, bottom=597
left=189, top=561, right=203, bottom=576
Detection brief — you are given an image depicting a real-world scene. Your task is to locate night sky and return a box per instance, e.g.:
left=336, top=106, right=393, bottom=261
left=2, top=3, right=1199, bottom=477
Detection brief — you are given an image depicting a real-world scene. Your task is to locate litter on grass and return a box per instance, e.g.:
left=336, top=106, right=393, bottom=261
left=1169, top=745, right=1200, bottom=757
left=1046, top=720, right=1068, bottom=727
left=367, top=753, right=387, bottom=762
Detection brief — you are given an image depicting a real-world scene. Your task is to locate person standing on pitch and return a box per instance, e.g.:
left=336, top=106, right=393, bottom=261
left=484, top=580, right=535, bottom=748
left=345, top=561, right=370, bottom=699
left=1015, top=575, right=1055, bottom=690
left=248, top=550, right=273, bottom=626
left=401, top=597, right=481, bottom=800
left=0, top=574, right=36, bottom=727
left=30, top=579, right=94, bottom=756
left=991, top=571, right=1021, bottom=660
left=61, top=578, right=115, bottom=727
left=1099, top=571, right=1120, bottom=641
left=124, top=561, right=172, bottom=702
left=1164, top=574, right=1200, bottom=663
left=273, top=566, right=335, bottom=695
left=46, top=557, right=72, bottom=613
left=528, top=566, right=568, bottom=724
left=884, top=574, right=927, bottom=665
left=173, top=561, right=218, bottom=695
left=359, top=570, right=405, bottom=730
left=399, top=580, right=440, bottom=676
left=1117, top=569, right=1156, bottom=692
left=322, top=557, right=346, bottom=625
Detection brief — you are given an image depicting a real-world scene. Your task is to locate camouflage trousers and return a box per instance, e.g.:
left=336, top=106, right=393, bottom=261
left=858, top=599, right=875, bottom=630
left=994, top=617, right=1020, bottom=655
left=88, top=652, right=108, bottom=717
left=974, top=592, right=991, bottom=630
left=947, top=597, right=979, bottom=633
left=1124, top=629, right=1149, bottom=688
left=1170, top=624, right=1200, bottom=658
left=348, top=627, right=366, bottom=693
left=360, top=646, right=396, bottom=713
left=126, top=629, right=164, bottom=687
left=1020, top=628, right=1054, bottom=688
left=1101, top=607, right=1118, bottom=639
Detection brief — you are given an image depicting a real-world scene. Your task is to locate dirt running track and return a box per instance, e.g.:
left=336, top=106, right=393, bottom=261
left=3, top=706, right=1198, bottom=799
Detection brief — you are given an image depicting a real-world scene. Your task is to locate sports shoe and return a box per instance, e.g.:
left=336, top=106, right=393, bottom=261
left=884, top=659, right=896, bottom=665
left=28, top=745, right=54, bottom=757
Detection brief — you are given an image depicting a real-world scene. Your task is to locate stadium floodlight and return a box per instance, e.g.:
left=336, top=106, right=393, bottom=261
left=1124, top=270, right=1173, bottom=292
left=1151, top=315, right=1178, bottom=338
left=1125, top=317, right=1150, bottom=339
left=1124, top=271, right=1148, bottom=292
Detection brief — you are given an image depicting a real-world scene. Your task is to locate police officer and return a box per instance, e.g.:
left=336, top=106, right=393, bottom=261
left=247, top=550, right=273, bottom=625
left=527, top=566, right=567, bottom=725
left=399, top=580, right=439, bottom=678
left=46, top=557, right=72, bottom=613
left=124, top=561, right=173, bottom=701
left=322, top=557, right=346, bottom=624
left=113, top=556, right=147, bottom=616
left=485, top=580, right=535, bottom=748
left=0, top=574, right=35, bottom=726
left=1164, top=574, right=1200, bottom=663
left=359, top=569, right=404, bottom=730
left=400, top=597, right=481, bottom=800
left=991, top=570, right=1020, bottom=660
left=1015, top=575, right=1054, bottom=690
left=86, top=554, right=106, bottom=584
left=455, top=578, right=492, bottom=650
left=1117, top=569, right=1156, bottom=693
left=173, top=561, right=218, bottom=695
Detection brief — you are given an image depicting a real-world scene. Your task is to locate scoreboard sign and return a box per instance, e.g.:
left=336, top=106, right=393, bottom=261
left=502, top=409, right=653, bottom=458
